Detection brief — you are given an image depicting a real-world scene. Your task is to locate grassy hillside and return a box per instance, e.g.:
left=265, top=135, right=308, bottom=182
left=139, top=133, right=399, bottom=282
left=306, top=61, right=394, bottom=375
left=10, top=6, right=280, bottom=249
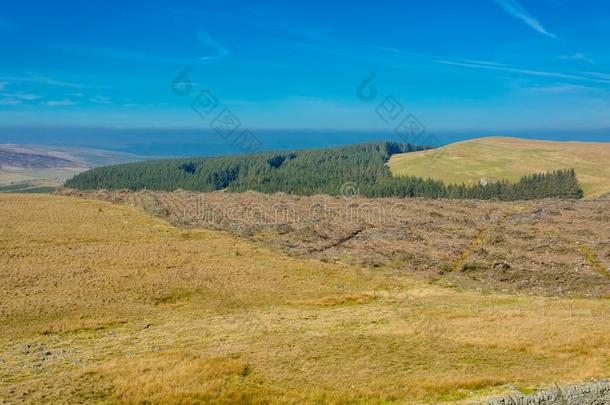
left=0, top=180, right=57, bottom=194
left=2, top=194, right=610, bottom=403
left=388, top=137, right=610, bottom=198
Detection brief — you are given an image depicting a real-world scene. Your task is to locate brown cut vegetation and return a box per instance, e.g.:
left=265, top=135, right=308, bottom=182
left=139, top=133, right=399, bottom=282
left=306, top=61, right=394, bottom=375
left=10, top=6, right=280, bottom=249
left=60, top=188, right=610, bottom=298
left=1, top=194, right=610, bottom=404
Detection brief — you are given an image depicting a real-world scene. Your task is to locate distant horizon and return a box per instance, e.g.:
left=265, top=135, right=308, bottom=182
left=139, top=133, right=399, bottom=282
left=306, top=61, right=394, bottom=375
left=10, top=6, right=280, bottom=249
left=1, top=125, right=609, bottom=158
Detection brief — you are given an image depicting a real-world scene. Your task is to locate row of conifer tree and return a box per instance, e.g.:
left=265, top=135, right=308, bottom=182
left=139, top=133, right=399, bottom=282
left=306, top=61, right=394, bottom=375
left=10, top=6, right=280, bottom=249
left=65, top=142, right=584, bottom=200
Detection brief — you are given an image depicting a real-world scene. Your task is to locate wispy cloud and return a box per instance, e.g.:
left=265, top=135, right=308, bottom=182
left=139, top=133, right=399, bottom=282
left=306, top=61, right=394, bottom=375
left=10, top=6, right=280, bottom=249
left=371, top=45, right=510, bottom=68
left=434, top=59, right=582, bottom=80
left=561, top=53, right=595, bottom=64
left=0, top=75, right=100, bottom=89
left=0, top=91, right=43, bottom=106
left=527, top=84, right=601, bottom=93
left=0, top=98, right=21, bottom=106
left=581, top=71, right=610, bottom=81
left=0, top=82, right=7, bottom=91
left=492, top=0, right=556, bottom=38
left=57, top=32, right=230, bottom=65
left=58, top=45, right=193, bottom=65
left=304, top=44, right=380, bottom=62
left=306, top=42, right=610, bottom=88
left=90, top=95, right=112, bottom=105
left=372, top=46, right=610, bottom=86
left=0, top=92, right=42, bottom=101
left=196, top=32, right=230, bottom=60
left=42, top=100, right=75, bottom=107
left=187, top=5, right=331, bottom=43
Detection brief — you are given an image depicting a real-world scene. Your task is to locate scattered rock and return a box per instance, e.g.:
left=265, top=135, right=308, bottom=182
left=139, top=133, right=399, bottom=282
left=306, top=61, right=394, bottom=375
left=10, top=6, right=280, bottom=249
left=461, top=262, right=484, bottom=272
left=493, top=261, right=511, bottom=271
left=275, top=223, right=294, bottom=235
left=485, top=380, right=610, bottom=405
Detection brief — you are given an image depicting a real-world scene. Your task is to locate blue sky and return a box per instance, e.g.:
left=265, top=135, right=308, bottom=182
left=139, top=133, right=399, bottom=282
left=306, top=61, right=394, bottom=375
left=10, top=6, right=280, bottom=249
left=1, top=0, right=609, bottom=133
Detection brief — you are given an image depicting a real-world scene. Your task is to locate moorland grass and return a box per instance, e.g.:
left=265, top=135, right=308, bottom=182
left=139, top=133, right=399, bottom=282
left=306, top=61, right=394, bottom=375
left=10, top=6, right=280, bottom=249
left=1, top=194, right=609, bottom=404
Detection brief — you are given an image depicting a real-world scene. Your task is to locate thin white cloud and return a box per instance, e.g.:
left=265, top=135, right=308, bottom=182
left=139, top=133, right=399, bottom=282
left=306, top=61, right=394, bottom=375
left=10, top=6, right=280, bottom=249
left=492, top=0, right=556, bottom=38
left=90, top=95, right=112, bottom=105
left=527, top=84, right=601, bottom=93
left=582, top=71, right=610, bottom=81
left=7, top=93, right=42, bottom=101
left=561, top=53, right=595, bottom=64
left=307, top=43, right=610, bottom=89
left=42, top=100, right=75, bottom=107
left=0, top=75, right=100, bottom=89
left=371, top=46, right=510, bottom=67
left=56, top=32, right=230, bottom=65
left=434, top=59, right=583, bottom=80
left=196, top=32, right=230, bottom=61
left=304, top=44, right=379, bottom=62
left=372, top=46, right=610, bottom=86
left=57, top=45, right=192, bottom=65
left=0, top=82, right=7, bottom=90
left=0, top=92, right=42, bottom=105
left=0, top=98, right=21, bottom=106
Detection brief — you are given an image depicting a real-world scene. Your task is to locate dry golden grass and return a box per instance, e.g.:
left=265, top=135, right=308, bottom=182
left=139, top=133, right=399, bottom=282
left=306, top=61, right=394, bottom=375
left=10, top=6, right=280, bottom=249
left=288, top=292, right=378, bottom=306
left=99, top=353, right=258, bottom=404
left=1, top=194, right=610, bottom=404
left=388, top=137, right=610, bottom=198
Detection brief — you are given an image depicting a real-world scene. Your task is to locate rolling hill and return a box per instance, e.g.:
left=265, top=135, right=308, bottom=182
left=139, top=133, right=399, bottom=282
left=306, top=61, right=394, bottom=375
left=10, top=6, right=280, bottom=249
left=388, top=137, right=610, bottom=199
left=0, top=144, right=142, bottom=191
left=2, top=193, right=610, bottom=403
left=65, top=141, right=584, bottom=201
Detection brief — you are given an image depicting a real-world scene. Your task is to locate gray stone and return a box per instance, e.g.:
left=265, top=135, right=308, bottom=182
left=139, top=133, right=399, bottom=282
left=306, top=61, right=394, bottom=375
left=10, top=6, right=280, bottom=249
left=483, top=381, right=610, bottom=405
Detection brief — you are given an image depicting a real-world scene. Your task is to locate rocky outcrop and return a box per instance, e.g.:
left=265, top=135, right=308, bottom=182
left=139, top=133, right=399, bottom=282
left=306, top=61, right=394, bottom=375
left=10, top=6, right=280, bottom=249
left=485, top=381, right=610, bottom=405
